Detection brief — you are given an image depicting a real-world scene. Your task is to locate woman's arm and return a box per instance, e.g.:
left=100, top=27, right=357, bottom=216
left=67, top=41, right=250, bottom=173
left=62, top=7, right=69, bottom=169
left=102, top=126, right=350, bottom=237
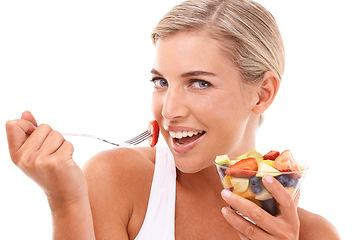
left=6, top=111, right=95, bottom=240
left=298, top=208, right=341, bottom=240
left=50, top=195, right=95, bottom=240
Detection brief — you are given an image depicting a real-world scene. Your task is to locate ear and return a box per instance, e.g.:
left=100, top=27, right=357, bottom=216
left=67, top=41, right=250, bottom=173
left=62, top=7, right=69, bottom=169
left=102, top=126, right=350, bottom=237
left=252, top=71, right=280, bottom=115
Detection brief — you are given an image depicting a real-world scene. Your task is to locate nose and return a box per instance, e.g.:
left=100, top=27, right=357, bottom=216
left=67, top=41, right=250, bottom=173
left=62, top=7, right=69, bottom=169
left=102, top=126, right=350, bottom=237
left=161, top=87, right=189, bottom=121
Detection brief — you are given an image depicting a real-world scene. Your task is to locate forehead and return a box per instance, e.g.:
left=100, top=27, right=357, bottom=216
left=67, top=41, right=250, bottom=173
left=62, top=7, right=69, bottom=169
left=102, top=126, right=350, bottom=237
left=153, top=31, right=238, bottom=76
left=156, top=31, right=220, bottom=54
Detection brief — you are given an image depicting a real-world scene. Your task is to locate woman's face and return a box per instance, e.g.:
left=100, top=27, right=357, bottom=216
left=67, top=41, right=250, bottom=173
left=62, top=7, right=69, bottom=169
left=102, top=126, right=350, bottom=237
left=151, top=31, right=259, bottom=173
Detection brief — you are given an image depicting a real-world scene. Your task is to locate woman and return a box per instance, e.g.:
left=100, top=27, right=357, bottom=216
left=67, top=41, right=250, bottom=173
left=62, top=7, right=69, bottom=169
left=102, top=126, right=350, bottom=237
left=6, top=0, right=340, bottom=239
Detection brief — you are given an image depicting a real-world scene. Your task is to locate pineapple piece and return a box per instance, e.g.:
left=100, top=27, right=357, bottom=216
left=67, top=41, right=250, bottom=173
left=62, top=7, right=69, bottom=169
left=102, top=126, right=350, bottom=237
left=221, top=175, right=234, bottom=189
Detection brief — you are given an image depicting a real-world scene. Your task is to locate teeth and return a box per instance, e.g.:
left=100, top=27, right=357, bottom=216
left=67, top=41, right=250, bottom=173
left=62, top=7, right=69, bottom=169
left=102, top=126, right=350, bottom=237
left=169, top=130, right=204, bottom=139
left=169, top=131, right=176, bottom=138
left=175, top=132, right=183, bottom=138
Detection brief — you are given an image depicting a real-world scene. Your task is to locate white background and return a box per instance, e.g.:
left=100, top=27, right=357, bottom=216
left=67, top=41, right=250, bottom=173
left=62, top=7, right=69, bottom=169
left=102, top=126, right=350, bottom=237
left=1, top=0, right=359, bottom=239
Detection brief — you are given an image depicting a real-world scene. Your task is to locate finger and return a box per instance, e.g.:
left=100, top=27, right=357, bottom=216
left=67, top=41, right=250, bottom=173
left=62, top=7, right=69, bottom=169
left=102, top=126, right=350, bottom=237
left=221, top=190, right=275, bottom=234
left=44, top=141, right=75, bottom=175
left=6, top=119, right=37, bottom=157
left=53, top=140, right=74, bottom=160
left=238, top=232, right=250, bottom=240
left=262, top=175, right=298, bottom=221
left=20, top=124, right=53, bottom=152
left=38, top=130, right=65, bottom=156
left=221, top=207, right=268, bottom=239
left=21, top=111, right=38, bottom=127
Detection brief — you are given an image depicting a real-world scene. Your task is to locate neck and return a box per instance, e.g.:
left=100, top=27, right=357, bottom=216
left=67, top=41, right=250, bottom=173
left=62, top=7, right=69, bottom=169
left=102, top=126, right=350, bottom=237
left=176, top=165, right=224, bottom=197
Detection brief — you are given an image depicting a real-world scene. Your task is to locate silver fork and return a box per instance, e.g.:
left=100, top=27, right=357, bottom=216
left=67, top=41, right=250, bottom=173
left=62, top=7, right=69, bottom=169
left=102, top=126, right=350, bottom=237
left=62, top=130, right=152, bottom=147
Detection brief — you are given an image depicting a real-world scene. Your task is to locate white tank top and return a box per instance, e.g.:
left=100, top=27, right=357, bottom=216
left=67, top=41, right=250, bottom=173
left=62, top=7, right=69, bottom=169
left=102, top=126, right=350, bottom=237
left=134, top=146, right=176, bottom=240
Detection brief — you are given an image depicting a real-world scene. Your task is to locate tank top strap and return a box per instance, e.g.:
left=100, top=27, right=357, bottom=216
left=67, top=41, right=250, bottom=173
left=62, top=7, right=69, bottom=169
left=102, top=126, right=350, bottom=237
left=134, top=146, right=176, bottom=240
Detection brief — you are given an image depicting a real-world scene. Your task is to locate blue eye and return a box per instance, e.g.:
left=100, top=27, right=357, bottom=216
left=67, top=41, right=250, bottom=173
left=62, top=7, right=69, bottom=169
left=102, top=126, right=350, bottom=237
left=190, top=79, right=212, bottom=89
left=151, top=77, right=168, bottom=88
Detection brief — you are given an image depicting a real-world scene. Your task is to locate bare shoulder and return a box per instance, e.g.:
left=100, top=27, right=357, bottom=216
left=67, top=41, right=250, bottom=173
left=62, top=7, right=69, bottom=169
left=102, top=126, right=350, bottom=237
left=298, top=207, right=341, bottom=240
left=83, top=147, right=156, bottom=239
left=83, top=147, right=156, bottom=189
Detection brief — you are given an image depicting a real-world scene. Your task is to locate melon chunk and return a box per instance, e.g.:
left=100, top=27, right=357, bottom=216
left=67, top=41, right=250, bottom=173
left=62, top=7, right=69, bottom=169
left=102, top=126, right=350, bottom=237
left=230, top=178, right=249, bottom=193
left=215, top=155, right=231, bottom=166
left=256, top=162, right=282, bottom=178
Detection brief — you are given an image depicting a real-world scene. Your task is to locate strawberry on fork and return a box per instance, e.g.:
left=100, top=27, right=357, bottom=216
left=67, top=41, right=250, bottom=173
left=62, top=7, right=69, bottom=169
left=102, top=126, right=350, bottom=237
left=148, top=120, right=159, bottom=148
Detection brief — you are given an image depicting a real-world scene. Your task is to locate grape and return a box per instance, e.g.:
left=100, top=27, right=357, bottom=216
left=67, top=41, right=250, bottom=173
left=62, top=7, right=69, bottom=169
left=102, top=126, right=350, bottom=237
left=261, top=198, right=279, bottom=216
left=276, top=175, right=289, bottom=186
left=276, top=175, right=299, bottom=187
left=249, top=176, right=261, bottom=186
left=287, top=177, right=299, bottom=188
left=249, top=176, right=262, bottom=194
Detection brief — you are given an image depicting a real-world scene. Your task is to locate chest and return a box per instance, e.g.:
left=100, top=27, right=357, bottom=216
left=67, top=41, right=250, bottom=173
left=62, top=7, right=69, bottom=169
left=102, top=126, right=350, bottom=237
left=174, top=185, right=240, bottom=240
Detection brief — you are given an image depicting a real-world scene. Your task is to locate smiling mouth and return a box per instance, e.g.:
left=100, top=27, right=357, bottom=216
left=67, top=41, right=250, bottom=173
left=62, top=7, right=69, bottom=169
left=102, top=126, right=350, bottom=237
left=169, top=130, right=205, bottom=145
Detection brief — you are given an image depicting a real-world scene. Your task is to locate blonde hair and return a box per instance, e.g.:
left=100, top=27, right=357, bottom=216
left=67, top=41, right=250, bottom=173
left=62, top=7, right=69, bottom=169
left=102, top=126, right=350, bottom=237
left=151, top=0, right=285, bottom=84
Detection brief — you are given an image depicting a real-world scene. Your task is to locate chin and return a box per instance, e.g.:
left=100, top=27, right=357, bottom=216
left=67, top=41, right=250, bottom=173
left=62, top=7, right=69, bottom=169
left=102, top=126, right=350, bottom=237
left=172, top=152, right=215, bottom=174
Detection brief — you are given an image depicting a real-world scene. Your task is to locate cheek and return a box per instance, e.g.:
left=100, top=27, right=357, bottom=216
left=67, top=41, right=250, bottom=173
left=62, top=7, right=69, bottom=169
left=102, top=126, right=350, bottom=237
left=208, top=95, right=251, bottom=139
left=212, top=94, right=249, bottom=120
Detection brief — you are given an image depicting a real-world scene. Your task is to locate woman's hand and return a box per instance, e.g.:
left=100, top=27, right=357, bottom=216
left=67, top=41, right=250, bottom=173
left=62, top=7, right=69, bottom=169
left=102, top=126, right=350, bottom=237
left=221, top=175, right=300, bottom=240
left=5, top=111, right=88, bottom=211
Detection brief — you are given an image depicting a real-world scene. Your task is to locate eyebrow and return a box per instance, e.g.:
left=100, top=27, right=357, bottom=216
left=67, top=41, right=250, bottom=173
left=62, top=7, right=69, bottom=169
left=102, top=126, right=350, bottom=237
left=181, top=71, right=216, bottom=78
left=150, top=69, right=216, bottom=78
left=151, top=68, right=163, bottom=76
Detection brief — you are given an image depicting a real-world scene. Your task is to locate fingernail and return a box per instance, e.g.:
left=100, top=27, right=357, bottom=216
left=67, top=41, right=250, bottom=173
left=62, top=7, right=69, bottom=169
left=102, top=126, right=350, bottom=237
left=221, top=189, right=231, bottom=199
left=264, top=174, right=274, bottom=183
left=221, top=207, right=228, bottom=216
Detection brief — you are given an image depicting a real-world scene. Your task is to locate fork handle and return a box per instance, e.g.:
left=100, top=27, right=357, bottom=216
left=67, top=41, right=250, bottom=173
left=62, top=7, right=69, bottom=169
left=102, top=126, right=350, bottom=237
left=62, top=133, right=123, bottom=147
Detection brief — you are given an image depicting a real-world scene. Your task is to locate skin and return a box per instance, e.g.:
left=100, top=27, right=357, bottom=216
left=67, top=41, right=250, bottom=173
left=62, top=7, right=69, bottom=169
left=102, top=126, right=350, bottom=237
left=5, top=31, right=340, bottom=239
left=6, top=111, right=95, bottom=240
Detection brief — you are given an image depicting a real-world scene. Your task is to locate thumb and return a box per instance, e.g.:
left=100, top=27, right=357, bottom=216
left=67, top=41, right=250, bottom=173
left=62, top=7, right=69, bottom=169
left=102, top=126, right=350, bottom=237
left=21, top=111, right=38, bottom=127
left=6, top=112, right=38, bottom=158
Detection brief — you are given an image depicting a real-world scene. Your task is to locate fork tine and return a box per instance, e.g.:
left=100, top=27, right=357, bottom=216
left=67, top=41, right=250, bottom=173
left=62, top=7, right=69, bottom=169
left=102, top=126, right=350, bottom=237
left=129, top=131, right=152, bottom=143
left=125, top=131, right=149, bottom=142
left=124, top=131, right=152, bottom=145
left=125, top=131, right=151, bottom=145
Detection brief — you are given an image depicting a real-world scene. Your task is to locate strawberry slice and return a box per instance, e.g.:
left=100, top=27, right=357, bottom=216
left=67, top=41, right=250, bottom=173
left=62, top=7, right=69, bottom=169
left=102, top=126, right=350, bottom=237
left=274, top=150, right=301, bottom=179
left=148, top=120, right=159, bottom=148
left=263, top=150, right=280, bottom=160
left=225, top=158, right=258, bottom=178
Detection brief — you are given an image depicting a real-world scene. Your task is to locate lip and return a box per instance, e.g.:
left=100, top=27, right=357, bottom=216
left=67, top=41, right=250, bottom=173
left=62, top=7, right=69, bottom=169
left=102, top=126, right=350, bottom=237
left=164, top=125, right=206, bottom=154
left=169, top=131, right=205, bottom=154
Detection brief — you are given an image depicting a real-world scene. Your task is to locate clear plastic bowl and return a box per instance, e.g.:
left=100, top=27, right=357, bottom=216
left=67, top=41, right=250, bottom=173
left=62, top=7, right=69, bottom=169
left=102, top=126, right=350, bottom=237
left=215, top=161, right=308, bottom=216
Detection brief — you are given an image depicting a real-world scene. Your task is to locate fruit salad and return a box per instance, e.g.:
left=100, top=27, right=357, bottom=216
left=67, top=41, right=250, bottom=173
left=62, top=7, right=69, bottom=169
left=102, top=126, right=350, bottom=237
left=215, top=150, right=307, bottom=216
